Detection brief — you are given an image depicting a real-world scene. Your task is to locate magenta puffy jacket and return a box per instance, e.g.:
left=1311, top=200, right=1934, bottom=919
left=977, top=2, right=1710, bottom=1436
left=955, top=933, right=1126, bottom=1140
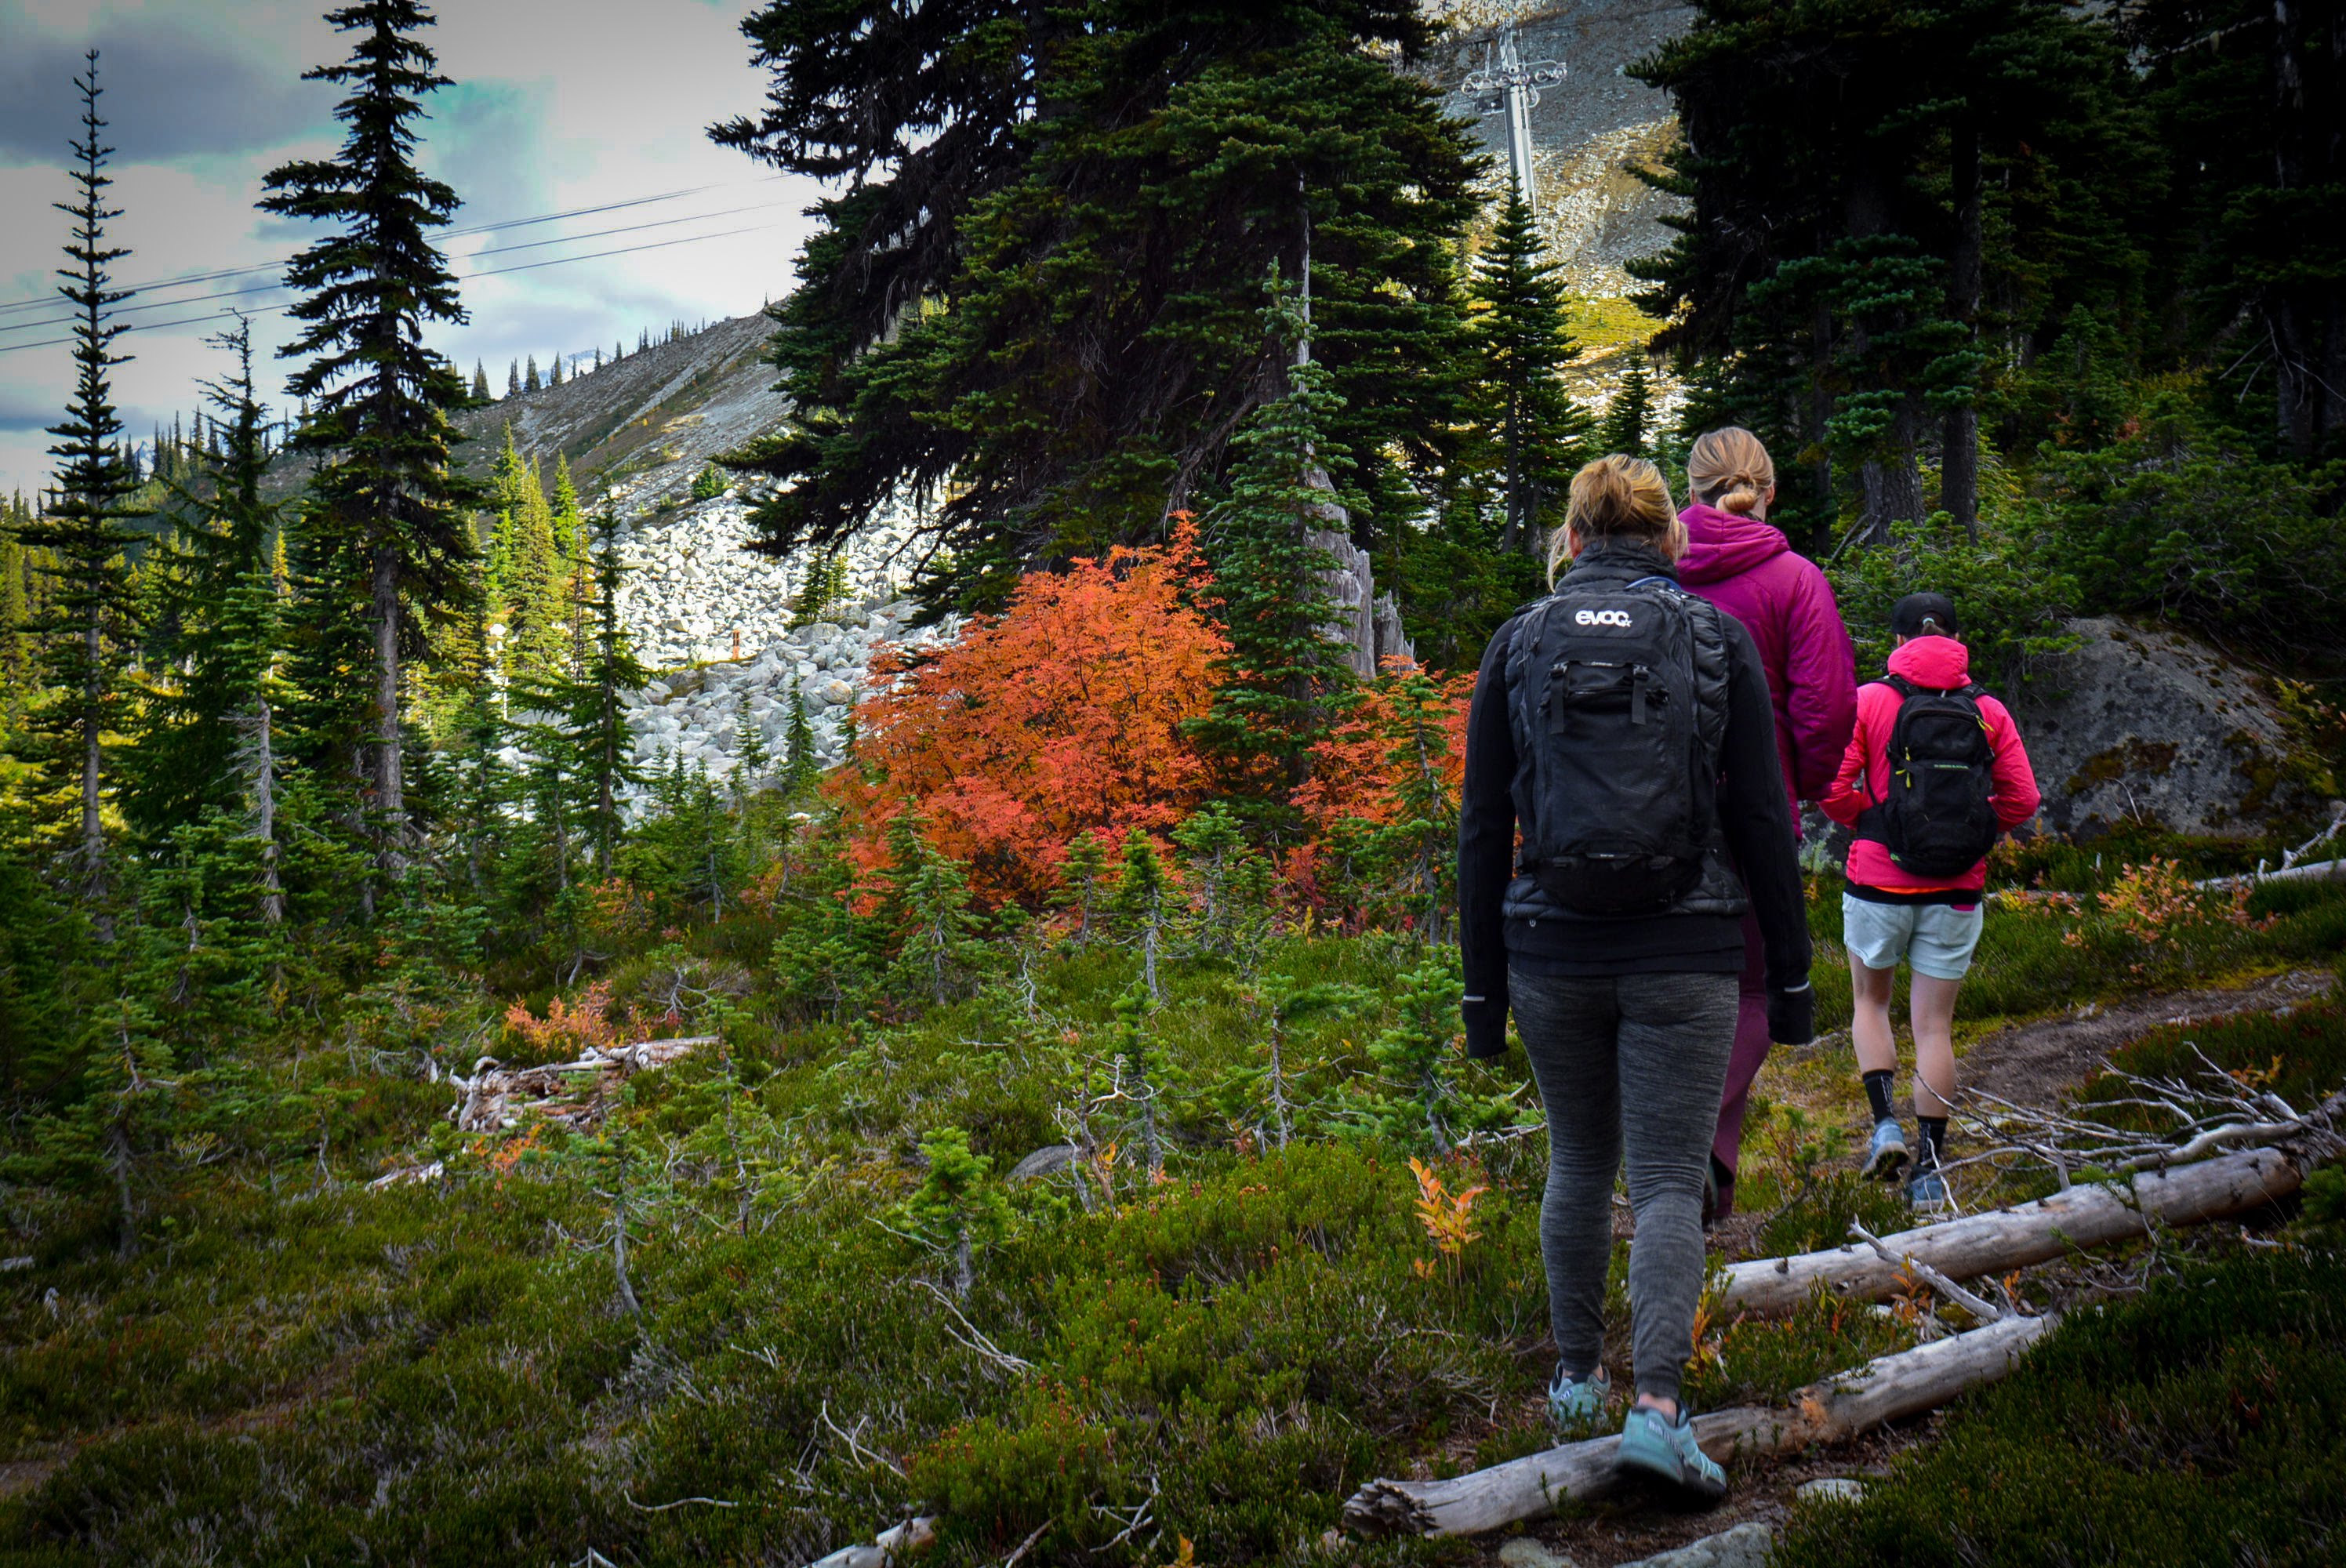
left=1676, top=503, right=1858, bottom=805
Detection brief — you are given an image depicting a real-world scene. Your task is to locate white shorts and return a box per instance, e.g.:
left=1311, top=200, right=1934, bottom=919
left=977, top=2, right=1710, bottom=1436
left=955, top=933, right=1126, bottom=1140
left=1840, top=895, right=1985, bottom=982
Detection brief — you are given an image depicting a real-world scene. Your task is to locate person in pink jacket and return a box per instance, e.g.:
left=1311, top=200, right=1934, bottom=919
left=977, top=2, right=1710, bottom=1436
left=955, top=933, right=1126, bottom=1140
left=1821, top=593, right=2041, bottom=1213
left=1676, top=429, right=1857, bottom=1221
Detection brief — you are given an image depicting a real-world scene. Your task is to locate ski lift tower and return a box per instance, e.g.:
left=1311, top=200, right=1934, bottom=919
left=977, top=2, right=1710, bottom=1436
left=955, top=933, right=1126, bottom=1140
left=1464, top=25, right=1567, bottom=218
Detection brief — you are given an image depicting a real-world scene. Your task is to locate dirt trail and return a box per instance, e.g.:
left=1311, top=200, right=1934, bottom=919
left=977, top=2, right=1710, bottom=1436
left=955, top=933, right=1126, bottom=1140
left=1479, top=967, right=2336, bottom=1566
left=1960, top=968, right=2336, bottom=1108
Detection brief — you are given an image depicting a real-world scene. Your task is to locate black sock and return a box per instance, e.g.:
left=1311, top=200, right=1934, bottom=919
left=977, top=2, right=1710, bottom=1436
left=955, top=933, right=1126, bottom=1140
left=1916, top=1116, right=1948, bottom=1171
left=1863, top=1069, right=1898, bottom=1124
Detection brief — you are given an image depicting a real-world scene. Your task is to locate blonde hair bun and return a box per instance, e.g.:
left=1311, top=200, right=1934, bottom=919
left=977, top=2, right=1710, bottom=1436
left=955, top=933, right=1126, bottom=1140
left=1686, top=426, right=1776, bottom=517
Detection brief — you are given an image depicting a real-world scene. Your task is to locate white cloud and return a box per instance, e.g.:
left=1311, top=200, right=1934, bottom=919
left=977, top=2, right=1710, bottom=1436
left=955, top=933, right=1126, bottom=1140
left=0, top=0, right=821, bottom=496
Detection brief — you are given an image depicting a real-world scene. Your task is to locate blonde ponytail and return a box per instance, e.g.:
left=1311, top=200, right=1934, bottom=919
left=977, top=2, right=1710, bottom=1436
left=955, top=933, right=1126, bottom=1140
left=1685, top=426, right=1776, bottom=517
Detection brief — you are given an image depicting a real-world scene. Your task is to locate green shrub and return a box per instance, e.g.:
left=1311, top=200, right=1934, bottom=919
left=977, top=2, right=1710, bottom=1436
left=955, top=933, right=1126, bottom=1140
left=1770, top=1251, right=2346, bottom=1568
left=1757, top=1169, right=1912, bottom=1259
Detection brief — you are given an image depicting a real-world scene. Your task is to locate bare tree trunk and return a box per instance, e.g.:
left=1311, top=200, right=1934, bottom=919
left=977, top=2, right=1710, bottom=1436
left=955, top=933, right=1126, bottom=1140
left=372, top=543, right=405, bottom=866
left=252, top=698, right=284, bottom=926
left=82, top=609, right=104, bottom=904
left=109, top=1122, right=136, bottom=1260
left=1943, top=118, right=1983, bottom=539
left=1808, top=296, right=1836, bottom=557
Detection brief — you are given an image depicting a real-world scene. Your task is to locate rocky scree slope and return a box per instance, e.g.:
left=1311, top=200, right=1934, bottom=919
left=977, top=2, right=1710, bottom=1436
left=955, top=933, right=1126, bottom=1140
left=441, top=314, right=946, bottom=789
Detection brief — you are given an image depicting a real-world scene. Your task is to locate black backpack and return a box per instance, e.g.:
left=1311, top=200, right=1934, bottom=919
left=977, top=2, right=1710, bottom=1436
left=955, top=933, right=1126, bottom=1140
left=1504, top=575, right=1732, bottom=916
left=1867, top=674, right=2000, bottom=877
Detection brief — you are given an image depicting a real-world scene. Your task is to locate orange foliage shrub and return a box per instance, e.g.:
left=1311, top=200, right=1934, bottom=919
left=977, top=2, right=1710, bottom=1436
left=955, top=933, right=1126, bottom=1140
left=1293, top=662, right=1474, bottom=832
left=837, top=524, right=1228, bottom=902
left=504, top=980, right=620, bottom=1058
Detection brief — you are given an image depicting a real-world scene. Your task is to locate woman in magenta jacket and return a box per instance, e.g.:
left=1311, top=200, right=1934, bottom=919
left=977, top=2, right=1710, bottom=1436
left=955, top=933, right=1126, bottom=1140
left=1676, top=428, right=1858, bottom=1219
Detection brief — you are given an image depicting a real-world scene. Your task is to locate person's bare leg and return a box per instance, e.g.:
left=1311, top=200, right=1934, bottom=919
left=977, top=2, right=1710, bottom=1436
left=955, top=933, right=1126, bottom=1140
left=1908, top=975, right=1963, bottom=1117
left=1849, top=953, right=1898, bottom=1076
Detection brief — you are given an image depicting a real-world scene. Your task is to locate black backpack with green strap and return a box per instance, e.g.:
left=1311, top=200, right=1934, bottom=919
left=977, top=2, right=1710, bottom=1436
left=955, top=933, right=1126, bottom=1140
left=1866, top=674, right=2000, bottom=877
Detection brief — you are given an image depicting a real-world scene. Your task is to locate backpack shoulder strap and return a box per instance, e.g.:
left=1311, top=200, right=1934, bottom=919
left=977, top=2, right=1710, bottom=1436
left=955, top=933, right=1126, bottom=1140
left=1883, top=672, right=1919, bottom=699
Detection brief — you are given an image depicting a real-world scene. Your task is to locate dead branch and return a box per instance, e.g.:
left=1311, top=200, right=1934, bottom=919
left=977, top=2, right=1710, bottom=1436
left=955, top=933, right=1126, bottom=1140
left=913, top=1277, right=1034, bottom=1374
left=1849, top=1221, right=2002, bottom=1323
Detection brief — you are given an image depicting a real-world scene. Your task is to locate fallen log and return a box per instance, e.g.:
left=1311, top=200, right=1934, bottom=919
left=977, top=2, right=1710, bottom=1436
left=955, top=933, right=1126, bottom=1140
left=806, top=1515, right=938, bottom=1568
left=1343, top=1312, right=2054, bottom=1538
left=1720, top=1144, right=2301, bottom=1318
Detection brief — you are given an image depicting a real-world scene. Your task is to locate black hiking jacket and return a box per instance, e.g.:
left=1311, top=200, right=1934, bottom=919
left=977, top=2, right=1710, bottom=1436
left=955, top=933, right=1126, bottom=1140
left=1456, top=540, right=1812, bottom=1058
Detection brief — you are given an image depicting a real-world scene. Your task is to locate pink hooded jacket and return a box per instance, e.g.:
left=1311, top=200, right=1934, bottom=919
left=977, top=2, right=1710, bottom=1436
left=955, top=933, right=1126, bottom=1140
left=1677, top=503, right=1858, bottom=805
left=1821, top=636, right=2042, bottom=896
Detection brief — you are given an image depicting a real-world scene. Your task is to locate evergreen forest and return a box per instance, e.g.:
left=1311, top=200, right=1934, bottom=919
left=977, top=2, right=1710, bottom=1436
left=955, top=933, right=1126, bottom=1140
left=0, top=2, right=2342, bottom=1565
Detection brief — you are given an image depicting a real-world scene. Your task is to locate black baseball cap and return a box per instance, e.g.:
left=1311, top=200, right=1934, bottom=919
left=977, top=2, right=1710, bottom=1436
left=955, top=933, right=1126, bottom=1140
left=1890, top=592, right=1959, bottom=638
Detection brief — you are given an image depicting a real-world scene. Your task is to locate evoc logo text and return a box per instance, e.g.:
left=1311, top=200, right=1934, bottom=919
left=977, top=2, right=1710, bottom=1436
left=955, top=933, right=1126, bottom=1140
left=1574, top=608, right=1632, bottom=628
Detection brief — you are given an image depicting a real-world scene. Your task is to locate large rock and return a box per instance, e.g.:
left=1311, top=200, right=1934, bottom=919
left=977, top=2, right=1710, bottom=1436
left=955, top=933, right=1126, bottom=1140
left=2012, top=616, right=2315, bottom=839
left=1618, top=1523, right=1773, bottom=1568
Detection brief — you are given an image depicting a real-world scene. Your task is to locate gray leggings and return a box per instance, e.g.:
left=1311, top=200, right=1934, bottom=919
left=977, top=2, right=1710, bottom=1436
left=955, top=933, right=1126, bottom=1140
left=1511, top=968, right=1739, bottom=1404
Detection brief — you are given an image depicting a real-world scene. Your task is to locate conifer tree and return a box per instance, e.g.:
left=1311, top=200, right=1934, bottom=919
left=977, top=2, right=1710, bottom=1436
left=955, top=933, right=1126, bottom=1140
left=470, top=359, right=489, bottom=402
left=1473, top=181, right=1592, bottom=554
left=261, top=0, right=478, bottom=856
left=549, top=354, right=565, bottom=388
left=1111, top=826, right=1171, bottom=1001
left=507, top=359, right=520, bottom=396
left=563, top=506, right=648, bottom=875
left=895, top=1125, right=1010, bottom=1298
left=780, top=685, right=817, bottom=799
left=1600, top=361, right=1653, bottom=459
left=524, top=355, right=540, bottom=393
left=1051, top=829, right=1113, bottom=946
left=24, top=52, right=142, bottom=898
left=124, top=319, right=288, bottom=840
left=1187, top=281, right=1353, bottom=822
left=548, top=452, right=584, bottom=561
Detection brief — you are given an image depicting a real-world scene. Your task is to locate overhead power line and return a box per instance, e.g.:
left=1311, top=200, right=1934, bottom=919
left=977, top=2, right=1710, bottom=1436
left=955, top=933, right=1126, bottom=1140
left=0, top=199, right=797, bottom=336
left=0, top=223, right=783, bottom=357
left=0, top=176, right=786, bottom=316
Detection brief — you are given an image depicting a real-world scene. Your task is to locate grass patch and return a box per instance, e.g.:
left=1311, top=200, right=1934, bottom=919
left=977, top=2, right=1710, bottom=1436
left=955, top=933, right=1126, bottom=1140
left=1770, top=1248, right=2346, bottom=1568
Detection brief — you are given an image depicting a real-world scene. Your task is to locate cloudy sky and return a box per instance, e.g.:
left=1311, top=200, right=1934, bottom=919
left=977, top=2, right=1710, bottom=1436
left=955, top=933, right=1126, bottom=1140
left=0, top=0, right=826, bottom=497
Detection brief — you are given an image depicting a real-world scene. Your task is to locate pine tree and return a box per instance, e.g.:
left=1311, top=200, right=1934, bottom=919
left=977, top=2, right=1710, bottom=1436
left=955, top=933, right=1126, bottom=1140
left=564, top=506, right=648, bottom=875
left=549, top=354, right=564, bottom=388
left=470, top=359, right=489, bottom=402
left=548, top=452, right=584, bottom=561
left=1600, top=360, right=1653, bottom=459
left=524, top=354, right=540, bottom=393
left=780, top=685, right=817, bottom=799
left=503, top=457, right=565, bottom=680
left=123, top=318, right=288, bottom=844
left=717, top=2, right=1476, bottom=611
left=731, top=691, right=770, bottom=802
left=1186, top=280, right=1353, bottom=822
left=1051, top=829, right=1113, bottom=946
left=260, top=0, right=478, bottom=857
left=1110, top=826, right=1170, bottom=1001
left=895, top=1125, right=1011, bottom=1298
left=23, top=52, right=142, bottom=899
left=1473, top=181, right=1593, bottom=554
left=881, top=815, right=986, bottom=1007
left=507, top=359, right=520, bottom=396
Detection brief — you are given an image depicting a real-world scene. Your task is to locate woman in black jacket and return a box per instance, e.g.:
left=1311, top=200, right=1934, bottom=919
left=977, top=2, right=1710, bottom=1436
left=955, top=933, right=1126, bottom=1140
left=1456, top=455, right=1813, bottom=1502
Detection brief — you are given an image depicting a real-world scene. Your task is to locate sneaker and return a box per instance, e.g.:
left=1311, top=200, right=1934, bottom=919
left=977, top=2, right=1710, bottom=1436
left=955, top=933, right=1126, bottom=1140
left=1908, top=1164, right=1950, bottom=1216
left=1616, top=1404, right=1727, bottom=1504
left=1547, top=1365, right=1613, bottom=1438
left=1864, top=1118, right=1910, bottom=1182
